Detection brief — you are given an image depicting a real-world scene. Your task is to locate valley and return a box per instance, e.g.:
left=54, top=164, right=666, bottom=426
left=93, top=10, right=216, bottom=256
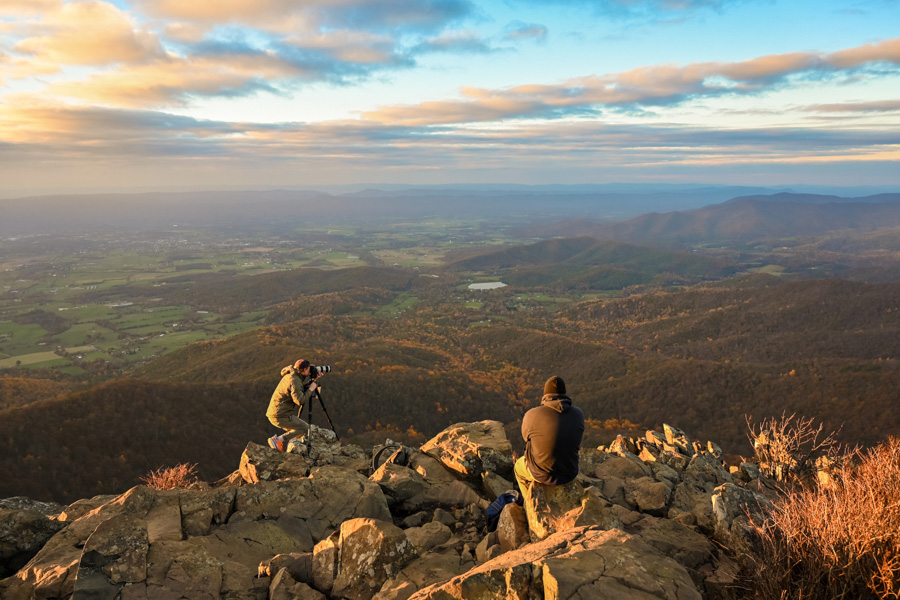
left=2, top=188, right=899, bottom=503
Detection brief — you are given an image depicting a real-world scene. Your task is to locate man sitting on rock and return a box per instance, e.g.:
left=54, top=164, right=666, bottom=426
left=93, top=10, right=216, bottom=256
left=265, top=359, right=319, bottom=452
left=515, top=376, right=585, bottom=491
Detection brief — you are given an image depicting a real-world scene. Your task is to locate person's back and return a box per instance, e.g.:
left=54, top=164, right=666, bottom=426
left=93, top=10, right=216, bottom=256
left=517, top=376, right=584, bottom=487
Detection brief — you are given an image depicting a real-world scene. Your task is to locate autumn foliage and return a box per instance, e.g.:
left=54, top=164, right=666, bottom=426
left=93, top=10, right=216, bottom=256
left=140, top=463, right=199, bottom=490
left=737, top=437, right=900, bottom=599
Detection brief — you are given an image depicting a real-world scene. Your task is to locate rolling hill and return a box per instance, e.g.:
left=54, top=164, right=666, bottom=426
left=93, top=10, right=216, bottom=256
left=537, top=193, right=900, bottom=246
left=3, top=276, right=900, bottom=503
left=445, top=237, right=738, bottom=288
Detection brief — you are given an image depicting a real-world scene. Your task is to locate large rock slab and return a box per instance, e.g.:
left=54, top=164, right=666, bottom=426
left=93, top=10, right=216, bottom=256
left=0, top=507, right=66, bottom=578
left=331, top=518, right=419, bottom=600
left=370, top=462, right=430, bottom=506
left=523, top=480, right=621, bottom=541
left=239, top=441, right=311, bottom=483
left=409, top=526, right=701, bottom=600
left=420, top=421, right=514, bottom=481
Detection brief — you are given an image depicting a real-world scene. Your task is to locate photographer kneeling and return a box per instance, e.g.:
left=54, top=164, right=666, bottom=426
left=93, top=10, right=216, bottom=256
left=266, top=359, right=321, bottom=452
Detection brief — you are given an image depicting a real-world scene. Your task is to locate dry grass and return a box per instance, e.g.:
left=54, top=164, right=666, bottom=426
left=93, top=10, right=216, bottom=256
left=746, top=412, right=843, bottom=483
left=140, top=462, right=200, bottom=490
left=736, top=437, right=900, bottom=599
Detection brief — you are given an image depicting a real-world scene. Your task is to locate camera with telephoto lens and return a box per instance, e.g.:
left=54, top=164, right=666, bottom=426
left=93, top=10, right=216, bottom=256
left=310, top=365, right=331, bottom=377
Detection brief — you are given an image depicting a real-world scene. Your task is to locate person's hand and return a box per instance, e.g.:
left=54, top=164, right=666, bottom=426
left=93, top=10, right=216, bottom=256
left=309, top=381, right=318, bottom=392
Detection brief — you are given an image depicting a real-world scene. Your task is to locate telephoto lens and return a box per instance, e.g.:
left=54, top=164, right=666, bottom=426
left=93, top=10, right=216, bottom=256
left=312, top=365, right=332, bottom=376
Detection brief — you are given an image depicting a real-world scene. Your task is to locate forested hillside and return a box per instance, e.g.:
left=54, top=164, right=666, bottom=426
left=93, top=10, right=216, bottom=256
left=2, top=275, right=899, bottom=503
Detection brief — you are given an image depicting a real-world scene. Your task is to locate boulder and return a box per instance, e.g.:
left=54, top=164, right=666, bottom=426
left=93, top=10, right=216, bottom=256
left=0, top=497, right=63, bottom=517
left=625, top=477, right=673, bottom=517
left=523, top=480, right=621, bottom=541
left=286, top=424, right=344, bottom=465
left=374, top=546, right=470, bottom=600
left=668, top=454, right=733, bottom=534
left=239, top=441, right=310, bottom=484
left=496, top=504, right=529, bottom=551
left=0, top=507, right=66, bottom=578
left=579, top=448, right=613, bottom=477
left=475, top=531, right=501, bottom=563
left=481, top=471, right=515, bottom=499
left=370, top=462, right=430, bottom=506
left=235, top=466, right=391, bottom=547
left=258, top=552, right=313, bottom=581
left=401, top=480, right=488, bottom=513
left=630, top=516, right=717, bottom=571
left=312, top=530, right=340, bottom=595
left=57, top=494, right=118, bottom=522
left=405, top=521, right=452, bottom=554
left=410, top=526, right=701, bottom=600
left=420, top=421, right=514, bottom=481
left=711, top=483, right=769, bottom=544
left=594, top=455, right=651, bottom=481
left=331, top=518, right=419, bottom=600
left=270, top=567, right=326, bottom=600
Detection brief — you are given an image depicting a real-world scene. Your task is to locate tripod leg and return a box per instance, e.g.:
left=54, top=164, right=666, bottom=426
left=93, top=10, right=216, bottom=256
left=315, top=389, right=340, bottom=441
left=306, top=396, right=313, bottom=457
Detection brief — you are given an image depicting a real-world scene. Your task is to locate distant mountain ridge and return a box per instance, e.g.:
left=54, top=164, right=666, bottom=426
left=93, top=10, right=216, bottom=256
left=0, top=186, right=842, bottom=234
left=445, top=237, right=737, bottom=288
left=541, top=192, right=900, bottom=245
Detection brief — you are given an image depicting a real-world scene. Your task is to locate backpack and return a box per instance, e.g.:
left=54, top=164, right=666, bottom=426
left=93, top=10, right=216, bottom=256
left=485, top=489, right=522, bottom=532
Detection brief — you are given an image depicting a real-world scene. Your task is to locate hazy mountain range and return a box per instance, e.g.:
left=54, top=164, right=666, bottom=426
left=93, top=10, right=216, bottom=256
left=3, top=185, right=896, bottom=235
left=535, top=193, right=900, bottom=246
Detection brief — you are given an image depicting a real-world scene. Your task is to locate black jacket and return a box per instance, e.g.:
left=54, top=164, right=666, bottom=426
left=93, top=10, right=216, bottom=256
left=522, top=394, right=584, bottom=485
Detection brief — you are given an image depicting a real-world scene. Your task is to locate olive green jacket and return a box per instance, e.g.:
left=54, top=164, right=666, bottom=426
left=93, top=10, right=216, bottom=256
left=266, top=365, right=315, bottom=422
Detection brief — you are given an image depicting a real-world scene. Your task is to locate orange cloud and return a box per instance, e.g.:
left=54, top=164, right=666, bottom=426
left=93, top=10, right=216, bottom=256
left=360, top=37, right=900, bottom=126
left=13, top=1, right=163, bottom=66
left=0, top=0, right=61, bottom=16
left=45, top=54, right=301, bottom=107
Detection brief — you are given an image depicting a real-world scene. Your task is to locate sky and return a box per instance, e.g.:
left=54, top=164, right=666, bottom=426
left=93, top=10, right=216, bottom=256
left=1, top=0, right=898, bottom=196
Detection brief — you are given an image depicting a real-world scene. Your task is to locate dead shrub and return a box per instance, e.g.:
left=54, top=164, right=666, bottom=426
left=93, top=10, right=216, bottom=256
left=746, top=412, right=844, bottom=483
left=735, top=436, right=900, bottom=599
left=140, top=462, right=200, bottom=490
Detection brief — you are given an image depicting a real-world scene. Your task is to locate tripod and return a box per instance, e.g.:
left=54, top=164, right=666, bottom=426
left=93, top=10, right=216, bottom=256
left=304, top=388, right=340, bottom=456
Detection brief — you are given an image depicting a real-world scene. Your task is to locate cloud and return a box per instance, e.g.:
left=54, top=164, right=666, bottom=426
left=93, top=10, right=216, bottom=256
left=0, top=0, right=61, bottom=16
left=513, top=0, right=735, bottom=21
left=412, top=31, right=495, bottom=54
left=803, top=100, right=900, bottom=113
left=503, top=22, right=548, bottom=42
left=43, top=55, right=296, bottom=107
left=136, top=0, right=475, bottom=35
left=2, top=97, right=897, bottom=191
left=12, top=1, right=164, bottom=66
left=360, top=38, right=900, bottom=125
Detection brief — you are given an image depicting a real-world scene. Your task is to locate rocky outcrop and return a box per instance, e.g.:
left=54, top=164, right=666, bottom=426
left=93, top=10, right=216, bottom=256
left=0, top=466, right=389, bottom=600
left=0, top=504, right=65, bottom=578
left=420, top=420, right=514, bottom=481
left=410, top=526, right=701, bottom=600
left=1, top=421, right=770, bottom=600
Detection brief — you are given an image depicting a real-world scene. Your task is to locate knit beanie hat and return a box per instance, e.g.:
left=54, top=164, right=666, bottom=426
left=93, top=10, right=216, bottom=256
left=543, top=375, right=566, bottom=396
left=294, top=359, right=310, bottom=370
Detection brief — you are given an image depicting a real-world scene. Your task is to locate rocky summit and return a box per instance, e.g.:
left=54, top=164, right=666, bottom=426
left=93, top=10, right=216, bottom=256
left=0, top=421, right=778, bottom=600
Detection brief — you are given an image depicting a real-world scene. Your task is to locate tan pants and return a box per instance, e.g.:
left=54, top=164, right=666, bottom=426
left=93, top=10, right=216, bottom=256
left=268, top=414, right=310, bottom=441
left=514, top=456, right=536, bottom=494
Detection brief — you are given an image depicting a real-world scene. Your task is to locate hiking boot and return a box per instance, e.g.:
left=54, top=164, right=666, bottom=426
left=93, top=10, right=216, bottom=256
left=268, top=436, right=284, bottom=452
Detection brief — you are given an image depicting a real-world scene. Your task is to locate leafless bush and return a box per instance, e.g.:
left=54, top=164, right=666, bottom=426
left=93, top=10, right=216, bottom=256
left=140, top=462, right=199, bottom=490
left=735, top=437, right=900, bottom=599
left=746, top=412, right=843, bottom=483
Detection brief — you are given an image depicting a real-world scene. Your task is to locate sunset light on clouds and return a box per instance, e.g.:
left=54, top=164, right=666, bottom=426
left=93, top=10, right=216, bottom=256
left=1, top=0, right=898, bottom=194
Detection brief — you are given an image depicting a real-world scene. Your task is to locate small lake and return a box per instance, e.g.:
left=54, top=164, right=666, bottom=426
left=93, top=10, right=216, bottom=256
left=468, top=282, right=508, bottom=290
